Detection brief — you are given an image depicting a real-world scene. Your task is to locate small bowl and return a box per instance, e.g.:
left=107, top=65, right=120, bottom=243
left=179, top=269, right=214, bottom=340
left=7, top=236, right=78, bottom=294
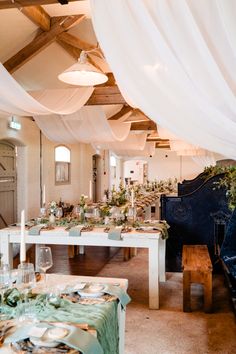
left=88, top=284, right=104, bottom=293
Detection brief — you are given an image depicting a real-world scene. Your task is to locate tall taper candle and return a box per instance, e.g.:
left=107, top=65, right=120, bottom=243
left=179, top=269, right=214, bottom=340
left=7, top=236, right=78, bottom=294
left=42, top=184, right=46, bottom=206
left=89, top=180, right=92, bottom=201
left=20, top=210, right=26, bottom=263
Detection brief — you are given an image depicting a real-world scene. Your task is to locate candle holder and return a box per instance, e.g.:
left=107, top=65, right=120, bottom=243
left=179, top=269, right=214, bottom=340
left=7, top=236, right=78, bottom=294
left=40, top=206, right=47, bottom=218
left=127, top=206, right=137, bottom=227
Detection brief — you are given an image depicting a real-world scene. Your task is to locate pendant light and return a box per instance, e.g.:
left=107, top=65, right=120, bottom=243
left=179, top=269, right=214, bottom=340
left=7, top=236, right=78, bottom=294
left=58, top=51, right=108, bottom=86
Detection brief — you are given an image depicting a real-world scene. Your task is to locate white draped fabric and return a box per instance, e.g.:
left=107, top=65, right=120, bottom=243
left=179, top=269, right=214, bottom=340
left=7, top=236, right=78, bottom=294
left=93, top=132, right=147, bottom=151
left=113, top=142, right=156, bottom=158
left=0, top=63, right=94, bottom=116
left=34, top=106, right=131, bottom=144
left=91, top=0, right=236, bottom=159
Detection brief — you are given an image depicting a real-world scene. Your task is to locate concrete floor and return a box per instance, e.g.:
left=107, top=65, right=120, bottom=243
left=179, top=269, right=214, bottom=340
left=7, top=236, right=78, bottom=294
left=98, top=248, right=236, bottom=354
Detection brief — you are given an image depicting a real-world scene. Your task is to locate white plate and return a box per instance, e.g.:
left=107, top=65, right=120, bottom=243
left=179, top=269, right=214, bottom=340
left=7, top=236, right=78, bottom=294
left=78, top=285, right=106, bottom=298
left=30, top=327, right=69, bottom=348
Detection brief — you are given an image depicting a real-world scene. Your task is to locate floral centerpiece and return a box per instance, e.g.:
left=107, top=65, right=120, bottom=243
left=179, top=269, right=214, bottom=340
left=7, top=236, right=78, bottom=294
left=78, top=194, right=88, bottom=223
left=48, top=201, right=57, bottom=215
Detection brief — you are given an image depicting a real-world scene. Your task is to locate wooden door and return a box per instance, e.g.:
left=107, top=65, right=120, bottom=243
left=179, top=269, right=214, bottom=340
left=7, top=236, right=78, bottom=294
left=0, top=141, right=17, bottom=228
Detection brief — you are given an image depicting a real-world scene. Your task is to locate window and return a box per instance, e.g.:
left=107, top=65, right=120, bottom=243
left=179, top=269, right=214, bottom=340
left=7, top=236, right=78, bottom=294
left=55, top=146, right=71, bottom=185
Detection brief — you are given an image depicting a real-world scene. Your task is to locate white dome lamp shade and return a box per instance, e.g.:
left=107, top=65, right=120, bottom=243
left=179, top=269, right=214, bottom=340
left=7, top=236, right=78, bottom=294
left=58, top=51, right=108, bottom=86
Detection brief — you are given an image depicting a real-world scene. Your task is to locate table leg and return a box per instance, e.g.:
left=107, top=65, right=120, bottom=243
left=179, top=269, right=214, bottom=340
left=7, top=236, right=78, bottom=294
left=123, top=248, right=130, bottom=261
left=148, top=240, right=159, bottom=309
left=159, top=238, right=166, bottom=282
left=155, top=198, right=160, bottom=219
left=79, top=246, right=85, bottom=254
left=183, top=270, right=191, bottom=312
left=204, top=272, right=212, bottom=313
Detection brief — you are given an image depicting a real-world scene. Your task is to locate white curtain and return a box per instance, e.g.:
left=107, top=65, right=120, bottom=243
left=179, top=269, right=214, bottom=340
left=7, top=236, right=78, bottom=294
left=34, top=106, right=131, bottom=144
left=0, top=63, right=93, bottom=116
left=91, top=0, right=236, bottom=159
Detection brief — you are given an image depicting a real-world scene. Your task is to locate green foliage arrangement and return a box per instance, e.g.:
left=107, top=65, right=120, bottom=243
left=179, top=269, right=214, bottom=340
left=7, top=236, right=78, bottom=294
left=203, top=165, right=236, bottom=210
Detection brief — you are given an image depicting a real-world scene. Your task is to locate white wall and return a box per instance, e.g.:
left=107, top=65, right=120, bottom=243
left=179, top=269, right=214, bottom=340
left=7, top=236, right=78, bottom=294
left=123, top=160, right=148, bottom=184
left=146, top=149, right=205, bottom=181
left=42, top=137, right=95, bottom=205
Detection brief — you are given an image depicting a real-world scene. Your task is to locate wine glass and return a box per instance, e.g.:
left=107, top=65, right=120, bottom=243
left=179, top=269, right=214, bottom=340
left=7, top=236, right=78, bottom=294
left=0, top=264, right=12, bottom=320
left=37, top=247, right=53, bottom=284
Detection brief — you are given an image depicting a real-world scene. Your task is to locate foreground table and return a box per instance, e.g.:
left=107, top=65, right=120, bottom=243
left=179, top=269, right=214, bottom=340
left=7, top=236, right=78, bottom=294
left=1, top=273, right=128, bottom=354
left=0, top=227, right=166, bottom=309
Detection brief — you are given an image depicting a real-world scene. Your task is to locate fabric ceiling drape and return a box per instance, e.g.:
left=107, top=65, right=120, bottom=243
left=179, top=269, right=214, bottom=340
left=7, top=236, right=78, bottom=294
left=91, top=0, right=236, bottom=158
left=113, top=141, right=156, bottom=158
left=34, top=106, right=131, bottom=144
left=93, top=132, right=148, bottom=152
left=0, top=63, right=94, bottom=116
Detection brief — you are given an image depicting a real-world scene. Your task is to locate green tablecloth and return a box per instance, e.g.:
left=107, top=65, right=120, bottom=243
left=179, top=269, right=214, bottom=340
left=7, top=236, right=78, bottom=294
left=3, top=291, right=122, bottom=354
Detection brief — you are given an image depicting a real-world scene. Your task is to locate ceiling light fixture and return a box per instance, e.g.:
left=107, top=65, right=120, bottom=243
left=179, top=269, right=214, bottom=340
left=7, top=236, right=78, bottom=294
left=58, top=50, right=108, bottom=86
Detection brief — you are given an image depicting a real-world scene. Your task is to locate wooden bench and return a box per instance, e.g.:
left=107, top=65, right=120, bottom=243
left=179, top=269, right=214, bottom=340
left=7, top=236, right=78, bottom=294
left=182, top=245, right=213, bottom=313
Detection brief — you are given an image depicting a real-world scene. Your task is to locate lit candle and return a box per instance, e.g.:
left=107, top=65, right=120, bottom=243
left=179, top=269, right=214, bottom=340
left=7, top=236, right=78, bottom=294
left=131, top=189, right=134, bottom=208
left=42, top=184, right=46, bottom=206
left=20, top=210, right=26, bottom=263
left=89, top=180, right=92, bottom=200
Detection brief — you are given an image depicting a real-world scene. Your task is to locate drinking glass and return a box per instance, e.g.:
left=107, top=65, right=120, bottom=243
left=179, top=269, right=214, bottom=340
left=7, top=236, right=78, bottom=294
left=17, top=263, right=36, bottom=293
left=37, top=247, right=53, bottom=284
left=56, top=207, right=63, bottom=219
left=73, top=205, right=80, bottom=217
left=0, top=264, right=12, bottom=320
left=16, top=263, right=36, bottom=322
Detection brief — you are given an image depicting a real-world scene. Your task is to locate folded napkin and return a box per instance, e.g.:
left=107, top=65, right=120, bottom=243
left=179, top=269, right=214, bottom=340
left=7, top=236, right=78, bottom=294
left=28, top=224, right=44, bottom=235
left=69, top=225, right=83, bottom=237
left=104, top=285, right=131, bottom=309
left=5, top=323, right=103, bottom=354
left=136, top=221, right=170, bottom=239
left=108, top=226, right=123, bottom=241
left=153, top=221, right=170, bottom=239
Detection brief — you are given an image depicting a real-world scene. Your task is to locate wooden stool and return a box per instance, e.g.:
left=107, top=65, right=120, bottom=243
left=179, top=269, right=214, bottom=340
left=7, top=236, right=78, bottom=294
left=182, top=245, right=213, bottom=313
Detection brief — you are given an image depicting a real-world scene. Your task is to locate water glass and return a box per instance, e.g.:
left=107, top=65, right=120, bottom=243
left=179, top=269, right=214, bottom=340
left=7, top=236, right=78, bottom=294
left=0, top=264, right=12, bottom=320
left=56, top=207, right=63, bottom=219
left=17, top=263, right=36, bottom=294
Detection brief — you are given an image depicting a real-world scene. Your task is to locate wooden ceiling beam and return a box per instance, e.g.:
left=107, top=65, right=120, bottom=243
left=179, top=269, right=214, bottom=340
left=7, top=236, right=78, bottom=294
left=130, top=121, right=157, bottom=131
left=85, top=86, right=126, bottom=105
left=57, top=32, right=96, bottom=52
left=108, top=106, right=133, bottom=120
left=0, top=0, right=80, bottom=9
left=3, top=14, right=85, bottom=73
left=20, top=5, right=51, bottom=31
left=147, top=138, right=169, bottom=142
left=155, top=142, right=170, bottom=149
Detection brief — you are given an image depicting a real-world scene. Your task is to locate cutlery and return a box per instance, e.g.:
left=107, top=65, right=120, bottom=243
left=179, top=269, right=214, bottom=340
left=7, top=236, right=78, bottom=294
left=0, top=325, right=15, bottom=346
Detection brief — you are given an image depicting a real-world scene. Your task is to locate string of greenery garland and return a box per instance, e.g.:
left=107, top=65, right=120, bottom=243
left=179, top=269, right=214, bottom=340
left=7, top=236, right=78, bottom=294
left=203, top=165, right=236, bottom=210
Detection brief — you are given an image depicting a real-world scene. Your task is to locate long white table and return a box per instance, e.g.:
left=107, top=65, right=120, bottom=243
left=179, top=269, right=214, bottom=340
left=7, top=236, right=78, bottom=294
left=0, top=227, right=166, bottom=309
left=1, top=273, right=128, bottom=354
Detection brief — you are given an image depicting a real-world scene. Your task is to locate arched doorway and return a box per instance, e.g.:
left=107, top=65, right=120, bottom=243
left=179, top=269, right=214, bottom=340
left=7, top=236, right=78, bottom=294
left=0, top=140, right=17, bottom=228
